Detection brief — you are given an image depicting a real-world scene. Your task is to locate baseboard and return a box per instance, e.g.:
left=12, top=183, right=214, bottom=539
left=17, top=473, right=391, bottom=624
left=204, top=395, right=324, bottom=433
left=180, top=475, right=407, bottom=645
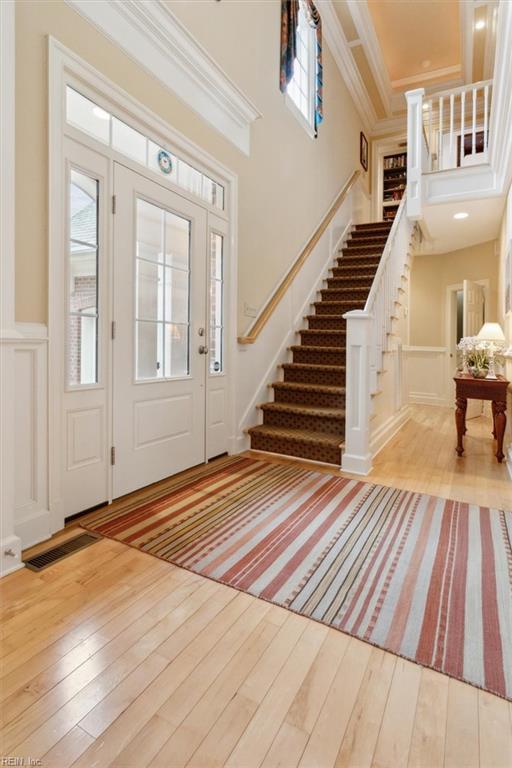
left=408, top=393, right=449, bottom=407
left=15, top=505, right=52, bottom=550
left=371, top=406, right=411, bottom=458
left=0, top=534, right=24, bottom=577
left=228, top=433, right=250, bottom=455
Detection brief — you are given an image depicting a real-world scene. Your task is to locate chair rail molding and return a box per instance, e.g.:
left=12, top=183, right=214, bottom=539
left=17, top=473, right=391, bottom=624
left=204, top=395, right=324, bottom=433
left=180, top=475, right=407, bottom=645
left=64, top=0, right=262, bottom=155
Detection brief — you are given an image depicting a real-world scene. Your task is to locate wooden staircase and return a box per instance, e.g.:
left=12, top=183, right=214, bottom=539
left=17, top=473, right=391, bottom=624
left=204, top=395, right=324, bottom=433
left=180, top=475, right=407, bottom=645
left=248, top=221, right=392, bottom=465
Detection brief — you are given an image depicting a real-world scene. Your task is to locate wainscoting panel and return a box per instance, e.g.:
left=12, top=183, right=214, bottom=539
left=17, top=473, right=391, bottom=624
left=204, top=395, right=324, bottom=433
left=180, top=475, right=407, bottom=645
left=404, top=346, right=450, bottom=407
left=13, top=324, right=51, bottom=548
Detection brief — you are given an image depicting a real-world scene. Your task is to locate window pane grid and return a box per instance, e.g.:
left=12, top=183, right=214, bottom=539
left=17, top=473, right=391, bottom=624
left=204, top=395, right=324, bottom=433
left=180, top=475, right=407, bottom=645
left=135, top=199, right=191, bottom=380
left=67, top=86, right=225, bottom=211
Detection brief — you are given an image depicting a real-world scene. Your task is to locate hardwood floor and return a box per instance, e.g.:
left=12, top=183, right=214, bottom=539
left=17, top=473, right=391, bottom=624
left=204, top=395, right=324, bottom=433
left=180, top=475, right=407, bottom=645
left=1, top=405, right=511, bottom=768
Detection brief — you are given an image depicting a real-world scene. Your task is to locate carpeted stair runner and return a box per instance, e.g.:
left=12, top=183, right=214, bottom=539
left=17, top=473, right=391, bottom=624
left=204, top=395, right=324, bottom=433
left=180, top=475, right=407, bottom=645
left=249, top=221, right=392, bottom=464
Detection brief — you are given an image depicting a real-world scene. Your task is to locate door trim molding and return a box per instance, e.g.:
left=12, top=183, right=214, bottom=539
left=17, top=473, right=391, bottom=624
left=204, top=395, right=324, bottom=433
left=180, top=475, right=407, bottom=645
left=64, top=0, right=262, bottom=155
left=49, top=38, right=238, bottom=533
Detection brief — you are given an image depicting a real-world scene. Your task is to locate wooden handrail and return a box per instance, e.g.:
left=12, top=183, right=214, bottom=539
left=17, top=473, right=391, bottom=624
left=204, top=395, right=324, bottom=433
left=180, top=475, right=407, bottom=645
left=238, top=169, right=361, bottom=344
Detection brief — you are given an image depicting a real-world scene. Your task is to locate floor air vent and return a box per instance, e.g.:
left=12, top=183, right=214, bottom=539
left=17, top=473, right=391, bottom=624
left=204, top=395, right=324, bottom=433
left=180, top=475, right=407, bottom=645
left=24, top=532, right=101, bottom=572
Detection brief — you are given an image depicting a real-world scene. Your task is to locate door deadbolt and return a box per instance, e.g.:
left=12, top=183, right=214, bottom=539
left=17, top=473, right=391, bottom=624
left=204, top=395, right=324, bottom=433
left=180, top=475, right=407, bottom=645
left=198, top=327, right=205, bottom=336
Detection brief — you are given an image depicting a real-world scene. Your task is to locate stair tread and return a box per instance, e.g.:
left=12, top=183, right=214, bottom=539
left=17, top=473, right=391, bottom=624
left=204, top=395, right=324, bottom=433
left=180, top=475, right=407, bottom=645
left=289, top=344, right=346, bottom=352
left=282, top=362, right=346, bottom=371
left=248, top=424, right=343, bottom=446
left=305, top=314, right=347, bottom=320
left=272, top=381, right=345, bottom=394
left=260, top=402, right=345, bottom=419
left=300, top=328, right=347, bottom=334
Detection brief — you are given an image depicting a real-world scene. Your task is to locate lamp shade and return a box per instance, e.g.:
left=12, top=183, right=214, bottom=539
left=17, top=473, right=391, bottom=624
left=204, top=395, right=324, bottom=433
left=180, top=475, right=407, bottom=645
left=477, top=322, right=506, bottom=342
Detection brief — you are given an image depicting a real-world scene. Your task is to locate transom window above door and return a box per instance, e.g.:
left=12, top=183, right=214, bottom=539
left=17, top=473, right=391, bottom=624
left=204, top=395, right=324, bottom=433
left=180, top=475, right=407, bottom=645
left=66, top=86, right=225, bottom=211
left=135, top=199, right=191, bottom=381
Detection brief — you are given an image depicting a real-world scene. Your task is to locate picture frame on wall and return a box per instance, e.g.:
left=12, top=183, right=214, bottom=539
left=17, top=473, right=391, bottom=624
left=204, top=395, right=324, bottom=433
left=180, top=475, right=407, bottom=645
left=360, top=131, right=368, bottom=172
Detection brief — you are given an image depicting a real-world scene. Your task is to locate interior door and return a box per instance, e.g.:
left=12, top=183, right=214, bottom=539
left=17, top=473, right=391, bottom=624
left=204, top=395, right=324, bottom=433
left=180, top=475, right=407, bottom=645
left=112, top=163, right=208, bottom=498
left=463, top=279, right=485, bottom=419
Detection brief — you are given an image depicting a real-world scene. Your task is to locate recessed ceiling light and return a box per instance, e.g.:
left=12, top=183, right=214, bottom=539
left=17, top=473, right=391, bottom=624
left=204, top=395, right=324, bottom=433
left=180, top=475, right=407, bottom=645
left=93, top=106, right=110, bottom=120
left=454, top=212, right=469, bottom=220
left=475, top=19, right=486, bottom=30
left=422, top=59, right=431, bottom=69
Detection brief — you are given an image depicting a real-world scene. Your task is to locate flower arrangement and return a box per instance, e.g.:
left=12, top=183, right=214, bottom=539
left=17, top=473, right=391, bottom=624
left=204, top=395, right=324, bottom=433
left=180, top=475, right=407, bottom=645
left=457, top=336, right=505, bottom=378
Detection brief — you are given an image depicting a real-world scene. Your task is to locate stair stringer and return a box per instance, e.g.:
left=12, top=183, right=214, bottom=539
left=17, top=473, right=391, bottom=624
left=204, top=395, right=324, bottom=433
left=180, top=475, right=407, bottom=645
left=237, top=220, right=353, bottom=442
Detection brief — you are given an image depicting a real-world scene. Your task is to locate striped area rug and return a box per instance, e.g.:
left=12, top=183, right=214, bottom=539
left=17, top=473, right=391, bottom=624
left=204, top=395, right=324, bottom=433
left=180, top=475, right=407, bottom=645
left=84, top=455, right=512, bottom=700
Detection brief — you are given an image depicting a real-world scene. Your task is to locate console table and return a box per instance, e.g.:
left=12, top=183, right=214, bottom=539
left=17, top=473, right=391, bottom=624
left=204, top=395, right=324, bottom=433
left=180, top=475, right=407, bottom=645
left=454, top=374, right=509, bottom=462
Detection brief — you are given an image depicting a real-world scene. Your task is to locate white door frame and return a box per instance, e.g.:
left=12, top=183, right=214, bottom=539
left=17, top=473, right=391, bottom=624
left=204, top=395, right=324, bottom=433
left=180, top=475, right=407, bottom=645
left=48, top=38, right=238, bottom=534
left=445, top=278, right=490, bottom=416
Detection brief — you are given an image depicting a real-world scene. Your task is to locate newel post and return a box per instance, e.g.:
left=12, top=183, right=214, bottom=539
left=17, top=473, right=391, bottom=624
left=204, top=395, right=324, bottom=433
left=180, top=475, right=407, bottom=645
left=341, top=310, right=373, bottom=475
left=405, top=88, right=424, bottom=221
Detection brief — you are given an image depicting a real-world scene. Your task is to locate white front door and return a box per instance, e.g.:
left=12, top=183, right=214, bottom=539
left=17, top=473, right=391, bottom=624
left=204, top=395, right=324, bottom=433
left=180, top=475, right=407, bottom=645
left=112, top=163, right=208, bottom=498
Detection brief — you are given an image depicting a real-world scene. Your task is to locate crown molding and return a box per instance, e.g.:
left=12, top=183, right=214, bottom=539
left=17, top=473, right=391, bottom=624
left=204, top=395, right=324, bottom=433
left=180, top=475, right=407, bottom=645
left=321, top=0, right=377, bottom=133
left=391, top=65, right=462, bottom=90
left=64, top=0, right=262, bottom=155
left=371, top=115, right=407, bottom=138
left=345, top=0, right=393, bottom=117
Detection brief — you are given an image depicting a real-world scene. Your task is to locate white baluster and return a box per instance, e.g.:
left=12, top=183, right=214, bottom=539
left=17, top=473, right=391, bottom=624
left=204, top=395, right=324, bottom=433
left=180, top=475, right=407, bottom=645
left=472, top=86, right=477, bottom=155
left=449, top=93, right=454, bottom=168
left=428, top=100, right=433, bottom=171
left=484, top=84, right=489, bottom=151
left=438, top=96, right=443, bottom=171
left=460, top=90, right=465, bottom=166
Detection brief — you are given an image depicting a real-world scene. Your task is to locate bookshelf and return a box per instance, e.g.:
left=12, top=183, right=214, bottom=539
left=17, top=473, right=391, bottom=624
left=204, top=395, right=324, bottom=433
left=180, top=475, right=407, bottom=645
left=382, top=152, right=407, bottom=222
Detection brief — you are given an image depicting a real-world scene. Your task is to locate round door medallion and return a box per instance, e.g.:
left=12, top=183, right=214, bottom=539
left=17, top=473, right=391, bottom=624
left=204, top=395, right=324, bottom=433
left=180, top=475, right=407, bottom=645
left=157, top=150, right=173, bottom=175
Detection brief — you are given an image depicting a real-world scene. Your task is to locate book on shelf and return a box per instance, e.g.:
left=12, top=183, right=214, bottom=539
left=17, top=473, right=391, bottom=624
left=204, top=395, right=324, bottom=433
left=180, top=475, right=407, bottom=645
left=383, top=153, right=407, bottom=170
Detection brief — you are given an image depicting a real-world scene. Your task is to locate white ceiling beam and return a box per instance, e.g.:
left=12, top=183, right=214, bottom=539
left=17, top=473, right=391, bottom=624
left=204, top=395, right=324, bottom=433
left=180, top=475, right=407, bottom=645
left=345, top=0, right=393, bottom=117
left=461, top=0, right=475, bottom=83
left=321, top=0, right=377, bottom=134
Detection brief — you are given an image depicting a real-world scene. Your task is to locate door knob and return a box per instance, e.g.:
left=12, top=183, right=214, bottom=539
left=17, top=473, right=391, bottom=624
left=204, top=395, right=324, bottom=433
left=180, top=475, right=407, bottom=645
left=198, top=345, right=209, bottom=355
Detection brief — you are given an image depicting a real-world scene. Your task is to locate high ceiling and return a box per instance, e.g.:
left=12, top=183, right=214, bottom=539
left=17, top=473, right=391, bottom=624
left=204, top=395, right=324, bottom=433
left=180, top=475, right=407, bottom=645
left=367, top=0, right=461, bottom=89
left=330, top=0, right=498, bottom=132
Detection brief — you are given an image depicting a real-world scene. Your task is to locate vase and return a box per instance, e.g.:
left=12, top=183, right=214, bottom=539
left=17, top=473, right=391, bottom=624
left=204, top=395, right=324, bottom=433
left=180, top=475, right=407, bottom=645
left=469, top=366, right=489, bottom=379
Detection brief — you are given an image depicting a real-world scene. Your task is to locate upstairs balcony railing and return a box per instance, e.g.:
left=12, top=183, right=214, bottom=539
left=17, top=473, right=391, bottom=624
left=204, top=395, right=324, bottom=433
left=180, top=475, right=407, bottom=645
left=422, top=80, right=492, bottom=172
left=405, top=79, right=493, bottom=219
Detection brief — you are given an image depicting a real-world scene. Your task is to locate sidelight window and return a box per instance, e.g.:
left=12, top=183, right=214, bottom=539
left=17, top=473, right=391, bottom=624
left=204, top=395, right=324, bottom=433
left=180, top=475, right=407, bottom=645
left=209, top=232, right=224, bottom=374
left=67, top=169, right=99, bottom=386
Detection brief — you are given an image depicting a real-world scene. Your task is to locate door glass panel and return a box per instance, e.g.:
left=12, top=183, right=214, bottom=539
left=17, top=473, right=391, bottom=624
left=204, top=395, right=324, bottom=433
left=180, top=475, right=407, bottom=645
left=136, top=321, right=163, bottom=380
left=135, top=199, right=190, bottom=379
left=209, top=232, right=224, bottom=375
left=137, top=200, right=163, bottom=263
left=136, top=260, right=163, bottom=321
left=164, top=323, right=189, bottom=377
left=164, top=267, right=189, bottom=324
left=67, top=169, right=99, bottom=386
left=165, top=212, right=190, bottom=269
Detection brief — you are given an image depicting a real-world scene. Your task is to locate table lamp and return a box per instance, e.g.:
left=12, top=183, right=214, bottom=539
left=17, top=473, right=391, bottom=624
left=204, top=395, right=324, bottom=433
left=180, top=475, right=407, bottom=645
left=477, top=322, right=506, bottom=379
